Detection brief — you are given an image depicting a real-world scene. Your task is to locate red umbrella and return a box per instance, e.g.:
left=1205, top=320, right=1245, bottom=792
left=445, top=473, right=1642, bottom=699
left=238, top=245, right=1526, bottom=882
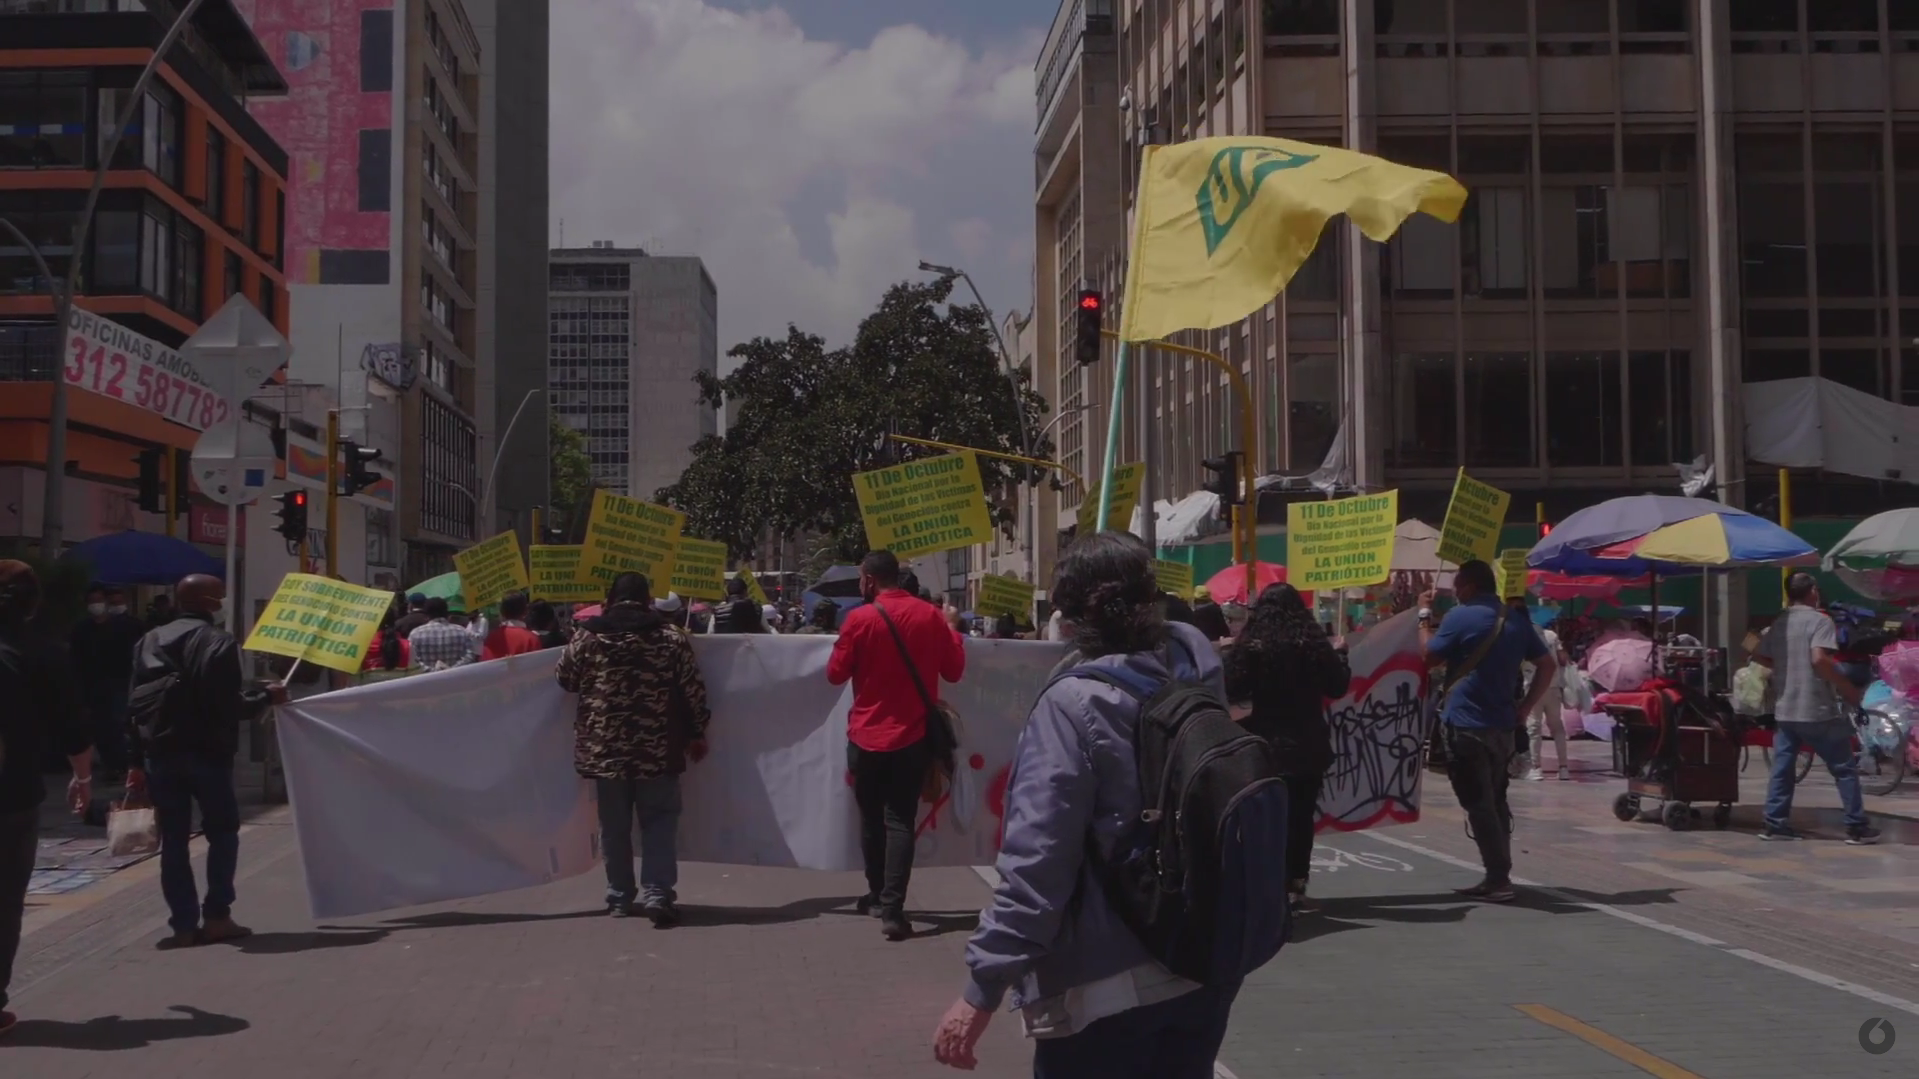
left=572, top=604, right=602, bottom=620
left=1528, top=571, right=1647, bottom=601
left=1204, top=562, right=1294, bottom=606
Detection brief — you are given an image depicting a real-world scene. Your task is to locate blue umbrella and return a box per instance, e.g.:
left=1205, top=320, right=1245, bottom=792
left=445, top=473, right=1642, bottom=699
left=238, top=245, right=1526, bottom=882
left=809, top=564, right=864, bottom=598
left=67, top=530, right=223, bottom=585
left=1527, top=495, right=1816, bottom=576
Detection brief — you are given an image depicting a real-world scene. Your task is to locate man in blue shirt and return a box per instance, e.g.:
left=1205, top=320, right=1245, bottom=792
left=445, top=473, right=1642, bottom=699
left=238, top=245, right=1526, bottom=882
left=1420, top=560, right=1557, bottom=903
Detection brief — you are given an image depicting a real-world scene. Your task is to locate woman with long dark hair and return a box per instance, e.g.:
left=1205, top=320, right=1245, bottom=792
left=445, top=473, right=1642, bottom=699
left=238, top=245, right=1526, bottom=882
left=1224, top=583, right=1350, bottom=912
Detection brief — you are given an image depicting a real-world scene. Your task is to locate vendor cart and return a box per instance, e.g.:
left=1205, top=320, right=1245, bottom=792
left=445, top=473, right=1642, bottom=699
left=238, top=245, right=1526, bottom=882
left=1601, top=679, right=1750, bottom=830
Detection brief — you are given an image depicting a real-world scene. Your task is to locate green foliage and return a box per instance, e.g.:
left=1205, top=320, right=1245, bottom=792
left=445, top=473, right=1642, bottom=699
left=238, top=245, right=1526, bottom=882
left=657, top=278, right=1051, bottom=563
left=548, top=414, right=594, bottom=537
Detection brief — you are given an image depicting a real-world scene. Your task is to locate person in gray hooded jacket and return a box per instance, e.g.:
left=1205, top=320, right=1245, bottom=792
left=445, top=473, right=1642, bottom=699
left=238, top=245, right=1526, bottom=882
left=933, top=531, right=1236, bottom=1078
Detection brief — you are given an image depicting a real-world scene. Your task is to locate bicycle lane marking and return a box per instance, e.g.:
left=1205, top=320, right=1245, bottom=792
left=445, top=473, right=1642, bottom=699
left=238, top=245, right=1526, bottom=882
left=1360, top=829, right=1919, bottom=1019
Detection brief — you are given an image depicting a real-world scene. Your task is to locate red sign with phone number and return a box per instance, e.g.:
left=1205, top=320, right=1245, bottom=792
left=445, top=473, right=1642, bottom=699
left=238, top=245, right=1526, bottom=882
left=62, top=316, right=232, bottom=432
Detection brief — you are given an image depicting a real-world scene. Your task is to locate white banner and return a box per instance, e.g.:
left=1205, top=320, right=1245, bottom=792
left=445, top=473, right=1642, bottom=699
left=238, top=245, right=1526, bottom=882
left=278, top=621, right=1429, bottom=919
left=63, top=306, right=231, bottom=430
left=1319, top=611, right=1430, bottom=831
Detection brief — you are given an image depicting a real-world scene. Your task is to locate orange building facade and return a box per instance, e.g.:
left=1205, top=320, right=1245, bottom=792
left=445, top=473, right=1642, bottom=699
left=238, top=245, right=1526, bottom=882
left=0, top=1, right=288, bottom=546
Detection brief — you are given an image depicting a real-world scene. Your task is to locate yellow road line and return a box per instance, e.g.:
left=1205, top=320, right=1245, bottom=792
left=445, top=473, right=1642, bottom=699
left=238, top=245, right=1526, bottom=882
left=1514, top=1004, right=1710, bottom=1079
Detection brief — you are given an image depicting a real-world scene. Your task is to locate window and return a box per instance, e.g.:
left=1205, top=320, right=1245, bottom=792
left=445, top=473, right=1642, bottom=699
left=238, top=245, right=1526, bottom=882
left=1389, top=214, right=1454, bottom=297
left=1737, top=182, right=1807, bottom=298
left=1464, top=187, right=1527, bottom=297
left=1731, top=0, right=1797, bottom=33
left=1820, top=348, right=1888, bottom=396
left=1545, top=352, right=1622, bottom=466
left=1387, top=352, right=1456, bottom=468
left=172, top=221, right=202, bottom=319
left=0, top=69, right=87, bottom=168
left=1263, top=0, right=1338, bottom=55
left=93, top=209, right=138, bottom=288
left=240, top=161, right=259, bottom=248
left=1628, top=350, right=1693, bottom=466
left=420, top=394, right=478, bottom=540
left=203, top=127, right=226, bottom=220
left=0, top=191, right=78, bottom=292
left=1455, top=0, right=1528, bottom=35
left=224, top=248, right=242, bottom=299
left=1619, top=0, right=1689, bottom=53
left=422, top=273, right=454, bottom=332
left=423, top=339, right=453, bottom=391
left=141, top=84, right=181, bottom=187
left=259, top=278, right=275, bottom=324
left=358, top=128, right=391, bottom=212
left=1289, top=233, right=1338, bottom=300
left=1463, top=352, right=1532, bottom=467
left=1745, top=347, right=1810, bottom=382
left=138, top=200, right=173, bottom=302
left=1287, top=353, right=1338, bottom=469
left=361, top=8, right=395, bottom=92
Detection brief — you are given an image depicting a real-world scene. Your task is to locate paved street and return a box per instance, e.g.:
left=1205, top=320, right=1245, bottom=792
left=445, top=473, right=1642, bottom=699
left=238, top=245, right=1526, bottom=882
left=8, top=738, right=1919, bottom=1077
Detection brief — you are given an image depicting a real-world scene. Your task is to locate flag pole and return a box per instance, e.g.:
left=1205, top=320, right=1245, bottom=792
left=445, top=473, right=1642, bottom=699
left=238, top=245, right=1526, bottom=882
left=1094, top=340, right=1131, bottom=532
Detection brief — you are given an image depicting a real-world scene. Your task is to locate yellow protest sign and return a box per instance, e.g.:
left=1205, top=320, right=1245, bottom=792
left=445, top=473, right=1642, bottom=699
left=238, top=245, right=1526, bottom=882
left=1496, top=549, right=1532, bottom=599
left=669, top=538, right=729, bottom=600
left=528, top=545, right=600, bottom=603
left=1078, top=462, right=1146, bottom=536
left=1285, top=491, right=1398, bottom=591
left=1436, top=469, right=1511, bottom=567
left=453, top=531, right=529, bottom=611
left=580, top=490, right=686, bottom=587
left=242, top=574, right=394, bottom=674
left=1152, top=559, right=1195, bottom=596
left=851, top=451, right=994, bottom=559
left=976, top=574, right=1035, bottom=619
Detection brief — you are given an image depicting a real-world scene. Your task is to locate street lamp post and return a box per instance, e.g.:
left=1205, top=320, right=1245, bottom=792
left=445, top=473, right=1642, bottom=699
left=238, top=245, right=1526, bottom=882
left=481, top=387, right=545, bottom=535
left=39, top=0, right=212, bottom=556
left=916, top=261, right=1040, bottom=582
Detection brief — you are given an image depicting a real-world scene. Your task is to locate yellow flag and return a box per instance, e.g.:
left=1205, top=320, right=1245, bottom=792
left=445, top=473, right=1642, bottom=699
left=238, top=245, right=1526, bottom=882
left=1120, top=137, right=1467, bottom=342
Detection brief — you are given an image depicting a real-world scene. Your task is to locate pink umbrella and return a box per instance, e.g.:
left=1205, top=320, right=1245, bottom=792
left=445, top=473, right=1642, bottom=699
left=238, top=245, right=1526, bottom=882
left=1204, top=562, right=1303, bottom=606
left=1585, top=635, right=1656, bottom=693
left=572, top=604, right=602, bottom=620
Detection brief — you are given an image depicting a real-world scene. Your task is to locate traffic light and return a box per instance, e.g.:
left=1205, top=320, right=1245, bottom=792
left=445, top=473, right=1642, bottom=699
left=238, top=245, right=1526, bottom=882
left=1201, top=451, right=1244, bottom=506
left=1539, top=519, right=1553, bottom=539
left=134, top=448, right=164, bottom=514
left=273, top=489, right=309, bottom=541
left=1074, top=289, right=1103, bottom=365
left=171, top=447, right=191, bottom=516
left=340, top=441, right=383, bottom=495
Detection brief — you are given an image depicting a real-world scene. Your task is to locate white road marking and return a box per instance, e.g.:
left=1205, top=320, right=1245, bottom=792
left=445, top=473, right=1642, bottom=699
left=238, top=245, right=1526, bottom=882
left=1364, top=830, right=1919, bottom=1018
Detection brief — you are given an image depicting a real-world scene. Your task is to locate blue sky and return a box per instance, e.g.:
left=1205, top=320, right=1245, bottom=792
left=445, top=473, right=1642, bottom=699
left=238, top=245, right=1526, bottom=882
left=552, top=0, right=1051, bottom=356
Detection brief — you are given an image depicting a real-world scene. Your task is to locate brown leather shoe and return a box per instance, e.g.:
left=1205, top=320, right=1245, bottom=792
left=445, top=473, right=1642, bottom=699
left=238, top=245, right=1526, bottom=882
left=200, top=918, right=253, bottom=944
left=156, top=930, right=200, bottom=950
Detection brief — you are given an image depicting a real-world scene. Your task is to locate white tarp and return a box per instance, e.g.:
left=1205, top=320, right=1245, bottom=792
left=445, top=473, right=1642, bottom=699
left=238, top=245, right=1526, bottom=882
left=1744, top=377, right=1919, bottom=484
left=277, top=620, right=1430, bottom=919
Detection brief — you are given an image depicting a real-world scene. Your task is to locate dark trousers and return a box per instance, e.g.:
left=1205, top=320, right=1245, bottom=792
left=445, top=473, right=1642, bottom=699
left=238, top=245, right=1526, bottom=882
left=595, top=775, right=681, bottom=907
left=86, top=685, right=129, bottom=774
left=1031, top=982, right=1241, bottom=1079
left=1444, top=726, right=1515, bottom=885
left=1284, top=771, right=1324, bottom=890
left=0, top=808, right=36, bottom=1012
left=147, top=753, right=241, bottom=935
left=848, top=738, right=929, bottom=916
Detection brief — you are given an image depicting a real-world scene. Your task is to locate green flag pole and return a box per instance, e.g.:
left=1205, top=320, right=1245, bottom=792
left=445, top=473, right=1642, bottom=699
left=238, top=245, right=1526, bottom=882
left=1094, top=340, right=1131, bottom=532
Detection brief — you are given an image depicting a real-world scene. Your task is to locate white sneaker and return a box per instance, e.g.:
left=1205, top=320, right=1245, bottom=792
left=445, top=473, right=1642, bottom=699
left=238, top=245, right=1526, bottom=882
left=1525, top=768, right=1546, bottom=782
left=1558, top=767, right=1571, bottom=781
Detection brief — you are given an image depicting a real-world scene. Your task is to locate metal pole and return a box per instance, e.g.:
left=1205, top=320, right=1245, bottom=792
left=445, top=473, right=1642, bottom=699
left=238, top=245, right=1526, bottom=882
left=888, top=434, right=1084, bottom=489
left=482, top=388, right=544, bottom=533
left=1777, top=467, right=1792, bottom=605
left=1138, top=342, right=1156, bottom=549
left=1095, top=342, right=1131, bottom=532
left=958, top=271, right=1035, bottom=580
left=163, top=447, right=177, bottom=539
left=41, top=0, right=212, bottom=556
left=325, top=410, right=340, bottom=577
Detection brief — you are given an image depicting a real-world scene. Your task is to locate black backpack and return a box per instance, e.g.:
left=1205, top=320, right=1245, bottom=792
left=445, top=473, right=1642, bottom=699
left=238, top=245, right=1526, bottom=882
left=1051, top=644, right=1293, bottom=986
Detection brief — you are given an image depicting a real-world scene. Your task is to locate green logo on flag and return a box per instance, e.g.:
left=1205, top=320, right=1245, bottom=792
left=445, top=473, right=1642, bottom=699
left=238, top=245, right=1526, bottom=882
left=1195, top=146, right=1320, bottom=255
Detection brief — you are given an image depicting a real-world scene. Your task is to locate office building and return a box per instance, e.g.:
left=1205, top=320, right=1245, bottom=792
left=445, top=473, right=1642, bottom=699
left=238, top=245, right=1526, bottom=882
left=467, top=0, right=550, bottom=541
left=0, top=0, right=289, bottom=548
left=1038, top=0, right=1919, bottom=572
left=548, top=243, right=718, bottom=502
left=238, top=0, right=484, bottom=582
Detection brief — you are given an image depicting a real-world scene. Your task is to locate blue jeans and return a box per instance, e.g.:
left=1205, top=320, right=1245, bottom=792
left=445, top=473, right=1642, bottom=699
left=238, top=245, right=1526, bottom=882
left=1766, top=719, right=1869, bottom=831
left=146, top=754, right=241, bottom=934
left=1031, top=983, right=1241, bottom=1079
left=596, top=776, right=680, bottom=907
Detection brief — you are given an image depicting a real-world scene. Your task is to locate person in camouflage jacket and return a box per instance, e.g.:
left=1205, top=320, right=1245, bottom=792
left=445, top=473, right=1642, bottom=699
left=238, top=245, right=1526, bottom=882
left=555, top=572, right=711, bottom=925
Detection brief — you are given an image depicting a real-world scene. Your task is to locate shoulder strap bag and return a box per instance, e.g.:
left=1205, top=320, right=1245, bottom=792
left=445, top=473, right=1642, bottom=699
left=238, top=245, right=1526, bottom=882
left=874, top=602, right=960, bottom=789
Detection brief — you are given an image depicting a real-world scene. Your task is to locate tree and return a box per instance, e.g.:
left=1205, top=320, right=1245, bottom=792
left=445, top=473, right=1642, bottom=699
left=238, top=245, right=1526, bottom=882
left=548, top=415, right=593, bottom=538
left=658, top=277, right=1050, bottom=563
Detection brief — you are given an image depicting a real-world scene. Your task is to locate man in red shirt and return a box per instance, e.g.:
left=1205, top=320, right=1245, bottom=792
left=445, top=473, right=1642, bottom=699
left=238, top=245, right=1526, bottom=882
left=481, top=592, right=544, bottom=660
left=827, top=549, right=965, bottom=940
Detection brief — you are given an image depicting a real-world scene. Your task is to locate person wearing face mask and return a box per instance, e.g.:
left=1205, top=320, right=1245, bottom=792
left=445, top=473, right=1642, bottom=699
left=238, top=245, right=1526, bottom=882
left=69, top=586, right=146, bottom=779
left=124, top=574, right=251, bottom=949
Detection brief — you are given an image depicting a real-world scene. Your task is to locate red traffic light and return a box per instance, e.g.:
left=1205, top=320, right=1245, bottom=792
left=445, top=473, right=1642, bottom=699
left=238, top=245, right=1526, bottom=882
left=1079, top=293, right=1101, bottom=310
left=1539, top=521, right=1552, bottom=537
left=290, top=491, right=307, bottom=507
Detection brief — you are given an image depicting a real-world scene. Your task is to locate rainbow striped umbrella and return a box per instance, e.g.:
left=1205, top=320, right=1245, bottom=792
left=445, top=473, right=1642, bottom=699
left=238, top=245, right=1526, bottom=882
left=1527, top=495, right=1817, bottom=576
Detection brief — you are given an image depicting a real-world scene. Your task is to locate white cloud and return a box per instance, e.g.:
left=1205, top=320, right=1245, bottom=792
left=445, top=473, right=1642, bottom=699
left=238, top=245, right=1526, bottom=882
left=550, top=0, right=1040, bottom=358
